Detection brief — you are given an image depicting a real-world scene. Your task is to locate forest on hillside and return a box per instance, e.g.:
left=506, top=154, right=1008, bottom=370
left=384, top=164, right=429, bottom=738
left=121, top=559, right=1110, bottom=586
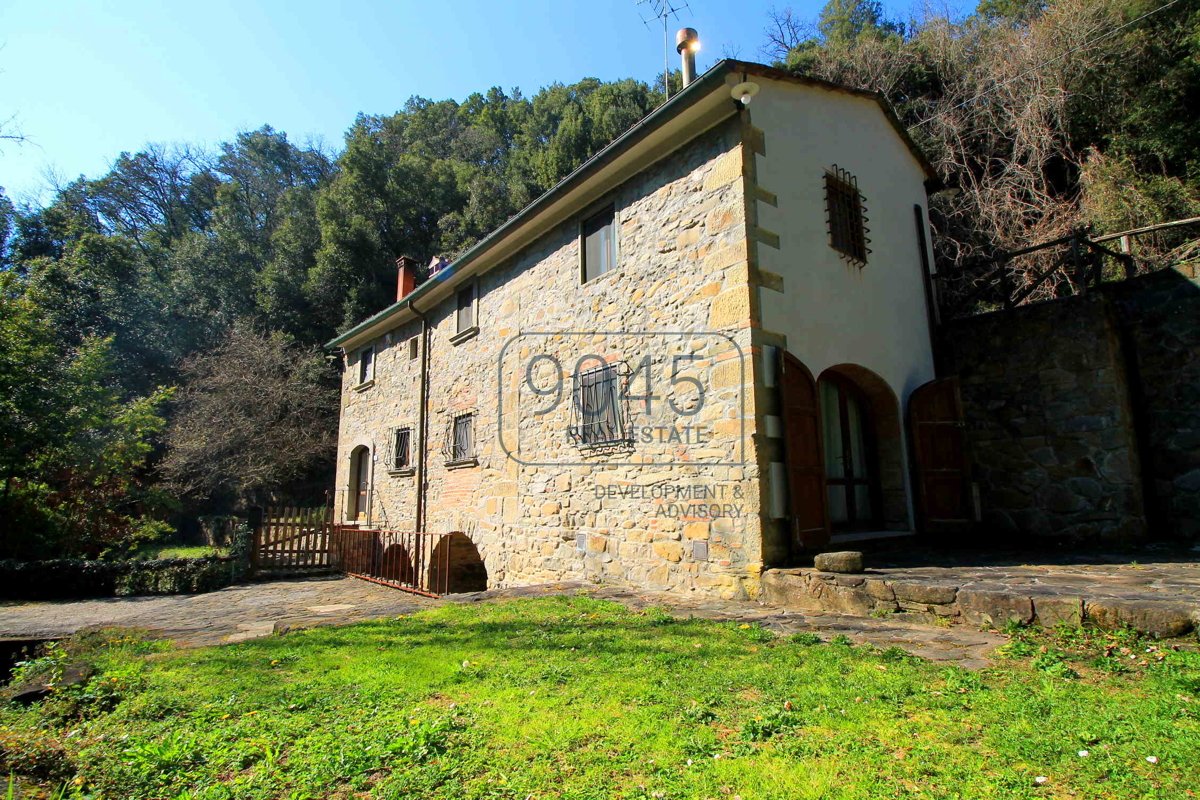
left=1, top=0, right=1197, bottom=559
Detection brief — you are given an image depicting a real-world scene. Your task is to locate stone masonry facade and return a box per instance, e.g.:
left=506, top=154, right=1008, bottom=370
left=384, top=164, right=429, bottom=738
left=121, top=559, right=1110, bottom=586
left=335, top=119, right=768, bottom=600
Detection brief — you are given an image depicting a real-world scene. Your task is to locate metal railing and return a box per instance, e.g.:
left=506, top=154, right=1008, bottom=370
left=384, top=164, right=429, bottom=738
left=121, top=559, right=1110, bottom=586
left=331, top=527, right=453, bottom=598
left=936, top=217, right=1200, bottom=321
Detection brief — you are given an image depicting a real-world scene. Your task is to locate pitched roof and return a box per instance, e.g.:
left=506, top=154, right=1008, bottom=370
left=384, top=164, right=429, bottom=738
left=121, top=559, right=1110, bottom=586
left=328, top=60, right=936, bottom=350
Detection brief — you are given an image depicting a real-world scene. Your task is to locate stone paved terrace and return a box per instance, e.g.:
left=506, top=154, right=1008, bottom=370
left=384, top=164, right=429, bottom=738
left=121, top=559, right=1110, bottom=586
left=0, top=576, right=1002, bottom=670
left=763, top=544, right=1200, bottom=639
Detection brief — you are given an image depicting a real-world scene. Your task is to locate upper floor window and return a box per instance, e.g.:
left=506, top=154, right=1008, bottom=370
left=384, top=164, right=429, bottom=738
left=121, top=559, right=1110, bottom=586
left=452, top=283, right=479, bottom=345
left=581, top=205, right=617, bottom=282
left=357, top=345, right=375, bottom=386
left=824, top=166, right=870, bottom=266
left=408, top=337, right=419, bottom=360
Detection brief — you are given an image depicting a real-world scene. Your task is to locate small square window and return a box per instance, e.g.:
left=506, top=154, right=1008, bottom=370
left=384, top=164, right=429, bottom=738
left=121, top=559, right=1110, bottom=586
left=357, top=346, right=374, bottom=385
left=456, top=284, right=475, bottom=333
left=408, top=337, right=419, bottom=360
left=824, top=167, right=870, bottom=265
left=389, top=427, right=411, bottom=471
left=581, top=205, right=617, bottom=282
left=445, top=413, right=476, bottom=464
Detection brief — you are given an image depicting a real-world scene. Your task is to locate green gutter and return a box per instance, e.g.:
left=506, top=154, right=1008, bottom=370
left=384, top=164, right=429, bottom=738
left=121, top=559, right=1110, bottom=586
left=326, top=60, right=738, bottom=350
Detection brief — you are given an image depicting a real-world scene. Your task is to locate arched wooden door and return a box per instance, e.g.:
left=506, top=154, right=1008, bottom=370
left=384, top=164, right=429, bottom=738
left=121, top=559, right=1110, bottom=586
left=909, top=377, right=973, bottom=535
left=780, top=352, right=830, bottom=552
left=350, top=446, right=370, bottom=522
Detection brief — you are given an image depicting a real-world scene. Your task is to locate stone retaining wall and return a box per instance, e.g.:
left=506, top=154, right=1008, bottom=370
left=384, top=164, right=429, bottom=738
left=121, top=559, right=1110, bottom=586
left=942, top=267, right=1200, bottom=543
left=762, top=568, right=1200, bottom=638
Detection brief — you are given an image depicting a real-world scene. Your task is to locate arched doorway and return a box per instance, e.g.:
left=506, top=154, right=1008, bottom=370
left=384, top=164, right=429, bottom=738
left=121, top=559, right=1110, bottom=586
left=819, top=373, right=881, bottom=528
left=818, top=365, right=907, bottom=531
left=428, top=532, right=488, bottom=594
left=349, top=446, right=371, bottom=522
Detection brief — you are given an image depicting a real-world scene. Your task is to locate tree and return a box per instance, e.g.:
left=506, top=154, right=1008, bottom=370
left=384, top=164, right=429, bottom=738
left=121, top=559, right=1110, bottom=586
left=160, top=322, right=338, bottom=508
left=0, top=273, right=171, bottom=559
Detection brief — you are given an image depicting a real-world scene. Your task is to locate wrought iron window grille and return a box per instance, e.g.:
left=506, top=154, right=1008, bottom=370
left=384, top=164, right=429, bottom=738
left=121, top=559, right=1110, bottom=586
left=824, top=165, right=871, bottom=266
left=570, top=361, right=633, bottom=449
left=385, top=426, right=412, bottom=471
left=442, top=411, right=477, bottom=463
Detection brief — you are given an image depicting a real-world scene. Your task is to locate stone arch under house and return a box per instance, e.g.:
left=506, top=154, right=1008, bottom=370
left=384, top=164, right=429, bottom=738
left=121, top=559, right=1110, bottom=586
left=427, top=531, right=489, bottom=593
left=816, top=364, right=909, bottom=533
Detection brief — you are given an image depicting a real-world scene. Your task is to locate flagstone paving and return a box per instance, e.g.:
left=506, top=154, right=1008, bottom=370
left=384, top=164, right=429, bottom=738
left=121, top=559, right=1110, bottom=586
left=6, top=551, right=1195, bottom=669
left=0, top=576, right=1003, bottom=668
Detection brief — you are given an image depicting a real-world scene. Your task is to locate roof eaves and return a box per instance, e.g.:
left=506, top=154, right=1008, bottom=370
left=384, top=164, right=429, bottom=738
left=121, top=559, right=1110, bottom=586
left=326, top=60, right=738, bottom=350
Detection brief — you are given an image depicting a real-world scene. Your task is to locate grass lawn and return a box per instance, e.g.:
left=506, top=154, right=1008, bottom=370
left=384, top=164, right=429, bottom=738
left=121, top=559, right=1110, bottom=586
left=2, top=595, right=1198, bottom=799
left=129, top=544, right=228, bottom=560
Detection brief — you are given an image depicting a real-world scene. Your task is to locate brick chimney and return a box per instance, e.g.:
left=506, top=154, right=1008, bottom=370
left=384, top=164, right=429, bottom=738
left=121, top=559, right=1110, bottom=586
left=396, top=255, right=419, bottom=301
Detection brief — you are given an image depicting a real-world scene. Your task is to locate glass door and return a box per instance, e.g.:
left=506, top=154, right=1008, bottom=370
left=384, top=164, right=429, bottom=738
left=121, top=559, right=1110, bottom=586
left=820, top=377, right=880, bottom=529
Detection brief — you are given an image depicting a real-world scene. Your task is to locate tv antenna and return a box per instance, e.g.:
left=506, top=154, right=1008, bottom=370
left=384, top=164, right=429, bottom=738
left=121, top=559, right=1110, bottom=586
left=637, top=0, right=690, bottom=100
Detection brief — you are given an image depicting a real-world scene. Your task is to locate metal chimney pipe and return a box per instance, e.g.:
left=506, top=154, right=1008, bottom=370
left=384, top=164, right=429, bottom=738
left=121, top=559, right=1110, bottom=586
left=676, top=28, right=699, bottom=88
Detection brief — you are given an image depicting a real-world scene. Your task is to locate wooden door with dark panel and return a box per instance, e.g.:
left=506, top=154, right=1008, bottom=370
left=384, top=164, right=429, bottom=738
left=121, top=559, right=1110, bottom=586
left=909, top=377, right=972, bottom=535
left=780, top=351, right=830, bottom=552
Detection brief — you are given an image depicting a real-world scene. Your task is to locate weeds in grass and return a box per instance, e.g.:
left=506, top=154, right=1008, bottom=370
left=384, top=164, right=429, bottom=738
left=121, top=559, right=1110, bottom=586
left=2, top=598, right=1197, bottom=799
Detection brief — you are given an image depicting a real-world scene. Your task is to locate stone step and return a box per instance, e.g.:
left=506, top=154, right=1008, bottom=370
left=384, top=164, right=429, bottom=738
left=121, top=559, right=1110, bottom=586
left=761, top=568, right=1200, bottom=639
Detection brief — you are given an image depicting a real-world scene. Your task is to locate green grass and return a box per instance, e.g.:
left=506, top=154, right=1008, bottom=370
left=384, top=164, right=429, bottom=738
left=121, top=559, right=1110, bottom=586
left=128, top=544, right=227, bottom=560
left=3, top=596, right=1199, bottom=799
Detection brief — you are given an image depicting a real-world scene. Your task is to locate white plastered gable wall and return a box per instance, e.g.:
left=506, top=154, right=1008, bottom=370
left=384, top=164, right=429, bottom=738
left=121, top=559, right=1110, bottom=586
left=750, top=76, right=938, bottom=529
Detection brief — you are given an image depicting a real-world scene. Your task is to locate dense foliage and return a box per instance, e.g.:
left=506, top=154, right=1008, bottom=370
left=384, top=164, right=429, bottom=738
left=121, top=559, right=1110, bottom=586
left=1, top=0, right=1196, bottom=556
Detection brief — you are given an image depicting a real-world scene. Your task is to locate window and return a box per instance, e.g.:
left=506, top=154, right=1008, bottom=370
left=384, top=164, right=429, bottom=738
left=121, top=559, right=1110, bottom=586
left=388, top=427, right=412, bottom=472
left=571, top=362, right=628, bottom=446
left=824, top=166, right=870, bottom=265
left=408, top=337, right=419, bottom=360
left=581, top=205, right=617, bottom=282
left=445, top=413, right=476, bottom=464
left=357, top=345, right=374, bottom=385
left=456, top=284, right=475, bottom=333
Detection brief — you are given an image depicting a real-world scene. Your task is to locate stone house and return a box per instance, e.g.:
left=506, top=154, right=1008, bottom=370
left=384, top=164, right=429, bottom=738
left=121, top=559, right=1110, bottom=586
left=326, top=60, right=959, bottom=599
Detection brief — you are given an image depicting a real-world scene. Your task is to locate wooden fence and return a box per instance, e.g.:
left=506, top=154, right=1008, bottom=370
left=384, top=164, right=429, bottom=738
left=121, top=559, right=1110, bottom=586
left=252, top=507, right=465, bottom=597
left=251, top=506, right=335, bottom=574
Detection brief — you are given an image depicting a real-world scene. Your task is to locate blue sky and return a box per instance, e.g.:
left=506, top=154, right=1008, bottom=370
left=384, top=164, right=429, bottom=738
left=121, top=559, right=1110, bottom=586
left=0, top=0, right=967, bottom=205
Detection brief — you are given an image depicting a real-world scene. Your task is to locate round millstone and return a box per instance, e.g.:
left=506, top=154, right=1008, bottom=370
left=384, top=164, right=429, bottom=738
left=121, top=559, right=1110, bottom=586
left=813, top=551, right=864, bottom=574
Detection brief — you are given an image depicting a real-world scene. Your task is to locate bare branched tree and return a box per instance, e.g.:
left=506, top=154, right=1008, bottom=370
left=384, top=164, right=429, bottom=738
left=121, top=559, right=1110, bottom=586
left=770, top=0, right=1139, bottom=302
left=161, top=321, right=338, bottom=507
left=763, top=6, right=813, bottom=61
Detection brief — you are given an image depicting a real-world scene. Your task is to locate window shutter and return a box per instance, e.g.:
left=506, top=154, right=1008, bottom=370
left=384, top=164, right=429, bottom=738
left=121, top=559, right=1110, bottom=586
left=384, top=427, right=396, bottom=468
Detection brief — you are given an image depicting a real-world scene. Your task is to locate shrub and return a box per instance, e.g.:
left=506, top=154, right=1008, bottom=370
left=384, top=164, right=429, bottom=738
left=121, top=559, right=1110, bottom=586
left=0, top=554, right=250, bottom=600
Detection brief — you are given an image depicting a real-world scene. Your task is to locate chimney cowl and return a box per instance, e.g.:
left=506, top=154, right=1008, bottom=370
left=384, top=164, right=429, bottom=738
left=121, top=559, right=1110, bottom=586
left=396, top=255, right=420, bottom=301
left=676, top=28, right=699, bottom=88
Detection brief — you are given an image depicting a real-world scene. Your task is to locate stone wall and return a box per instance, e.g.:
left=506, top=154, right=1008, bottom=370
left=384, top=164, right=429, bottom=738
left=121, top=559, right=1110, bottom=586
left=1107, top=269, right=1200, bottom=540
left=942, top=266, right=1200, bottom=543
left=943, top=294, right=1146, bottom=542
left=335, top=118, right=764, bottom=599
